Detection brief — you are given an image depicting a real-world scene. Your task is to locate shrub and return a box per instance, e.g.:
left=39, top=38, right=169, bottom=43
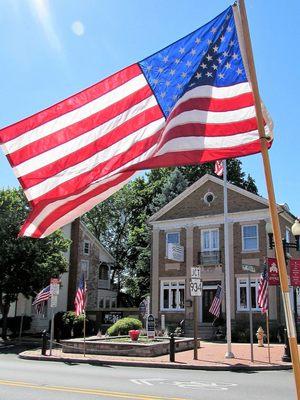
left=107, top=317, right=142, bottom=336
left=0, top=316, right=32, bottom=336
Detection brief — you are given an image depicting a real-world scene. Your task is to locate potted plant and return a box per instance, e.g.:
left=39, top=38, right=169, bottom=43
left=129, top=329, right=140, bottom=341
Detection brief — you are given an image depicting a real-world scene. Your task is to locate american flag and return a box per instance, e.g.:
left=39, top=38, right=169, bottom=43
left=209, top=285, right=223, bottom=318
left=74, top=275, right=87, bottom=316
left=214, top=160, right=224, bottom=176
left=32, top=285, right=51, bottom=314
left=257, top=264, right=269, bottom=313
left=0, top=5, right=272, bottom=238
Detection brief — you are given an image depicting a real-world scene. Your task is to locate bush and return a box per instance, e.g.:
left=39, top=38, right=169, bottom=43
left=107, top=317, right=142, bottom=336
left=0, top=316, right=32, bottom=336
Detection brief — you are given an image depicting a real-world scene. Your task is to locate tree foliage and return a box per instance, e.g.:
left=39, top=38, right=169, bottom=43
left=0, top=188, right=70, bottom=339
left=83, top=160, right=258, bottom=304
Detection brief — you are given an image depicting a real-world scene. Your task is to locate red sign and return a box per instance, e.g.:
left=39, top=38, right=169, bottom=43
left=290, top=259, right=300, bottom=287
left=268, top=258, right=280, bottom=285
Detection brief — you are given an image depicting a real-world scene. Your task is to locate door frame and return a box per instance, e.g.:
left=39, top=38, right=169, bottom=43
left=199, top=283, right=220, bottom=323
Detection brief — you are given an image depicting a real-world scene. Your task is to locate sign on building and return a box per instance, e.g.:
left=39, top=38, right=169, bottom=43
left=242, top=264, right=256, bottom=273
left=50, top=295, right=58, bottom=308
left=191, top=266, right=201, bottom=278
left=50, top=278, right=60, bottom=296
left=102, top=311, right=123, bottom=325
left=167, top=243, right=184, bottom=262
left=268, top=258, right=280, bottom=286
left=290, top=259, right=300, bottom=287
left=190, top=279, right=203, bottom=297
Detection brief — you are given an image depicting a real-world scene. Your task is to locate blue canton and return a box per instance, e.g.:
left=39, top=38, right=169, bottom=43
left=139, top=6, right=247, bottom=117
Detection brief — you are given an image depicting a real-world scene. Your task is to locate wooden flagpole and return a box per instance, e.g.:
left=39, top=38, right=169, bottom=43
left=266, top=310, right=271, bottom=364
left=238, top=1, right=300, bottom=397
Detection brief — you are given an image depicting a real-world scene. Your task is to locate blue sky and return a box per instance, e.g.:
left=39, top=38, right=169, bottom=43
left=0, top=0, right=299, bottom=215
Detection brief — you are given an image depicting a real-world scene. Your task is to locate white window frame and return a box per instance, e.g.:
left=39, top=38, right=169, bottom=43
left=241, top=224, right=259, bottom=252
left=83, top=240, right=90, bottom=255
left=201, top=228, right=219, bottom=251
left=99, top=296, right=104, bottom=309
left=160, top=280, right=185, bottom=311
left=236, top=277, right=260, bottom=311
left=105, top=297, right=111, bottom=309
left=165, top=231, right=180, bottom=256
left=80, top=260, right=89, bottom=280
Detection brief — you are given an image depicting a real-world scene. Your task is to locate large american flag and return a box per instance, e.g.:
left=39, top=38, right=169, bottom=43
left=257, top=264, right=269, bottom=313
left=209, top=285, right=223, bottom=318
left=0, top=5, right=272, bottom=238
left=74, top=274, right=87, bottom=316
left=32, top=285, right=51, bottom=314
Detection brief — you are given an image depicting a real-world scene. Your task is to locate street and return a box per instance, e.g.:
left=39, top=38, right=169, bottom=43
left=0, top=350, right=296, bottom=400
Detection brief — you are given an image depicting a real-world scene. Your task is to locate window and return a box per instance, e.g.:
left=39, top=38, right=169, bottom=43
left=99, top=297, right=104, bottom=308
left=166, top=232, right=180, bottom=256
left=236, top=277, right=260, bottom=311
left=286, top=228, right=291, bottom=244
left=83, top=240, right=90, bottom=255
left=99, top=264, right=109, bottom=280
left=242, top=225, right=258, bottom=251
left=160, top=280, right=185, bottom=311
left=105, top=298, right=111, bottom=309
left=80, top=260, right=89, bottom=280
left=203, top=191, right=215, bottom=205
left=111, top=298, right=117, bottom=308
left=201, top=229, right=219, bottom=251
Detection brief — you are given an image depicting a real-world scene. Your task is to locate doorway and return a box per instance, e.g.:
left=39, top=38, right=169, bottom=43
left=201, top=281, right=221, bottom=323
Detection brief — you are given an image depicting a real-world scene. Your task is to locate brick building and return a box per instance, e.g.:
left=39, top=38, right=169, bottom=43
left=149, top=174, right=299, bottom=337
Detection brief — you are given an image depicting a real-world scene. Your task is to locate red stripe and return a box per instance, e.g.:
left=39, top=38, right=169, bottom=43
left=19, top=105, right=162, bottom=188
left=27, top=129, right=161, bottom=206
left=20, top=171, right=135, bottom=237
left=170, top=92, right=254, bottom=119
left=0, top=64, right=141, bottom=143
left=127, top=139, right=266, bottom=171
left=9, top=85, right=152, bottom=167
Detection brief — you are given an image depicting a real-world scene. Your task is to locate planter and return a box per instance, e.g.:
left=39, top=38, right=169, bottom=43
left=129, top=330, right=140, bottom=341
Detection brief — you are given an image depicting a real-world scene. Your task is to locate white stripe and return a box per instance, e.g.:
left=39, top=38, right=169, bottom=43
left=22, top=173, right=135, bottom=237
left=24, top=117, right=165, bottom=201
left=156, top=129, right=262, bottom=156
left=3, top=73, right=147, bottom=155
left=174, top=81, right=252, bottom=108
left=14, top=95, right=158, bottom=177
left=165, top=105, right=256, bottom=134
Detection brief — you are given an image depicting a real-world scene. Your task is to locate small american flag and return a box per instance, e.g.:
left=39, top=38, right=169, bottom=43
left=74, top=274, right=87, bottom=316
left=209, top=285, right=223, bottom=318
left=214, top=160, right=224, bottom=176
left=0, top=5, right=273, bottom=238
left=32, top=285, right=51, bottom=314
left=257, top=264, right=268, bottom=313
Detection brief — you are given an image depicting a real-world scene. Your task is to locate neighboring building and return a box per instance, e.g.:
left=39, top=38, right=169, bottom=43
left=9, top=219, right=118, bottom=333
left=149, top=174, right=299, bottom=337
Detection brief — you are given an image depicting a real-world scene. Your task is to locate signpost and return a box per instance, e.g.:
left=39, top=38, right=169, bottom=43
left=242, top=264, right=256, bottom=362
left=190, top=267, right=202, bottom=360
left=49, top=278, right=60, bottom=356
left=147, top=314, right=155, bottom=339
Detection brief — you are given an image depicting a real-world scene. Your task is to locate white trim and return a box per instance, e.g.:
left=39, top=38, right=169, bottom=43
left=165, top=231, right=180, bottom=256
left=80, top=259, right=90, bottom=280
left=201, top=228, right=219, bottom=251
left=236, top=276, right=260, bottom=312
left=83, top=240, right=91, bottom=255
left=160, top=279, right=185, bottom=312
left=241, top=224, right=259, bottom=252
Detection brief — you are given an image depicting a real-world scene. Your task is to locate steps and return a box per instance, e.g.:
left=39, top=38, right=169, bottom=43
left=185, top=322, right=214, bottom=340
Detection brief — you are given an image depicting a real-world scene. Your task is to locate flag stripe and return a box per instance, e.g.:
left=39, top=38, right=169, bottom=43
left=0, top=64, right=142, bottom=144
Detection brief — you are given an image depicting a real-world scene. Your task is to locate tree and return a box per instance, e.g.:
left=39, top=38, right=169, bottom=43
left=0, top=188, right=70, bottom=339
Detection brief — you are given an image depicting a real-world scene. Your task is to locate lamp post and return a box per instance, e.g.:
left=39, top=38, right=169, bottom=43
left=266, top=218, right=300, bottom=361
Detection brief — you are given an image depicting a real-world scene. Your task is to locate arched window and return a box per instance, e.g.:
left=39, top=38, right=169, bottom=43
left=99, top=263, right=109, bottom=280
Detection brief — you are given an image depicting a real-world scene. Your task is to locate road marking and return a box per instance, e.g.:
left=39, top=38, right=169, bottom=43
left=130, top=378, right=238, bottom=391
left=0, top=379, right=187, bottom=400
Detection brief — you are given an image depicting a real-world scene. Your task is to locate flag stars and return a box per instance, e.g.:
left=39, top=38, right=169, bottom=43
left=226, top=26, right=232, bottom=32
left=211, top=27, right=217, bottom=34
left=163, top=56, right=169, bottom=63
left=207, top=39, right=213, bottom=45
left=170, top=69, right=176, bottom=76
left=181, top=72, right=187, bottom=78
left=225, top=62, right=231, bottom=69
left=190, top=48, right=196, bottom=56
left=223, top=51, right=229, bottom=57
left=195, top=37, right=201, bottom=44
left=200, top=62, right=207, bottom=69
left=146, top=65, right=152, bottom=71
left=212, top=64, right=218, bottom=70
left=160, top=92, right=166, bottom=98
left=218, top=73, right=225, bottom=79
left=165, top=80, right=171, bottom=87
left=186, top=60, right=192, bottom=67
left=172, top=94, right=178, bottom=100
left=232, top=53, right=238, bottom=60
left=175, top=58, right=180, bottom=64
left=229, top=40, right=235, bottom=47
left=176, top=83, right=183, bottom=89
left=179, top=47, right=185, bottom=54
left=220, top=35, right=225, bottom=42
left=195, top=72, right=202, bottom=79
left=206, top=71, right=213, bottom=78
left=158, top=67, right=164, bottom=73
left=206, top=54, right=213, bottom=61
left=226, top=14, right=230, bottom=20
left=213, top=45, right=219, bottom=53
left=237, top=67, right=243, bottom=75
left=217, top=57, right=222, bottom=64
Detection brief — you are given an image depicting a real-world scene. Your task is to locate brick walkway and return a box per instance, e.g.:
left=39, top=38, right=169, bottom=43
left=19, top=341, right=294, bottom=370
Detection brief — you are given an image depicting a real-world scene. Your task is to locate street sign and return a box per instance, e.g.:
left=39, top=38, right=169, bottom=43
left=190, top=279, right=203, bottom=296
left=139, top=300, right=147, bottom=315
left=191, top=266, right=201, bottom=279
left=50, top=294, right=58, bottom=308
left=242, top=264, right=256, bottom=273
left=290, top=259, right=300, bottom=287
left=267, top=258, right=280, bottom=286
left=50, top=278, right=60, bottom=295
left=147, top=314, right=155, bottom=339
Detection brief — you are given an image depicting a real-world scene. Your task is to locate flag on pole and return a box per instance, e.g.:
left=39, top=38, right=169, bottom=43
left=209, top=285, right=223, bottom=318
left=257, top=263, right=269, bottom=313
left=32, top=285, right=51, bottom=314
left=214, top=160, right=224, bottom=176
left=0, top=5, right=273, bottom=238
left=74, top=274, right=87, bottom=316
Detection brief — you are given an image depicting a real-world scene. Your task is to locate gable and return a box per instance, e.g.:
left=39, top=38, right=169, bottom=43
left=156, top=180, right=268, bottom=221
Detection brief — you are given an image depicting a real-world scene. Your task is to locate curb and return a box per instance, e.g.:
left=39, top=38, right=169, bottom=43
left=18, top=353, right=292, bottom=372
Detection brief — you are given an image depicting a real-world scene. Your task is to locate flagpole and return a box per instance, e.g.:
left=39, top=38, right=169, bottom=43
left=223, top=160, right=234, bottom=358
left=83, top=310, right=86, bottom=357
left=266, top=310, right=271, bottom=363
left=238, top=1, right=300, bottom=396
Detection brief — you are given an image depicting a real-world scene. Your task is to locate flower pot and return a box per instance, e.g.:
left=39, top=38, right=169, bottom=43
left=129, top=330, right=140, bottom=341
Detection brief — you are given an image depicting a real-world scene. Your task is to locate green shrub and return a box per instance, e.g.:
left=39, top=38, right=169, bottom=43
left=107, top=317, right=142, bottom=336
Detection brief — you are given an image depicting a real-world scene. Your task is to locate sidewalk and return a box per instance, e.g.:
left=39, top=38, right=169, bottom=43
left=19, top=341, right=293, bottom=371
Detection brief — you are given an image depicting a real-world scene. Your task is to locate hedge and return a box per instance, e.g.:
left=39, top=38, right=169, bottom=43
left=107, top=317, right=142, bottom=336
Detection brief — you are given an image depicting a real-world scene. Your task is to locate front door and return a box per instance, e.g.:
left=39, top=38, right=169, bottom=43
left=202, top=288, right=217, bottom=323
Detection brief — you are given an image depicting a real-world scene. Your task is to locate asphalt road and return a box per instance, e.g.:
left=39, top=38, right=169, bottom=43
left=0, top=350, right=296, bottom=400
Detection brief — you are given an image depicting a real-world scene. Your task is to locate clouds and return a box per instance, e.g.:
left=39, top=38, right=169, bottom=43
left=71, top=21, right=85, bottom=36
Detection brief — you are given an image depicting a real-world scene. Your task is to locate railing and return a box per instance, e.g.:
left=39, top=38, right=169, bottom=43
left=98, top=279, right=110, bottom=289
left=198, top=250, right=221, bottom=266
